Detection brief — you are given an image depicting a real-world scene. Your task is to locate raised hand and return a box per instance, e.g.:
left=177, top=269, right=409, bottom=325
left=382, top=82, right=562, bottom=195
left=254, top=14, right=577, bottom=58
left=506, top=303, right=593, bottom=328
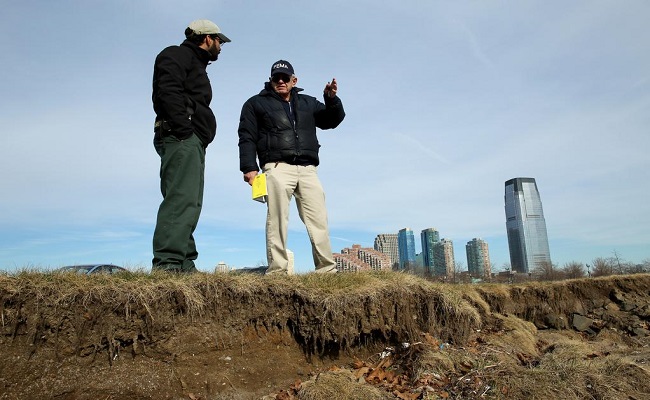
left=324, top=78, right=338, bottom=98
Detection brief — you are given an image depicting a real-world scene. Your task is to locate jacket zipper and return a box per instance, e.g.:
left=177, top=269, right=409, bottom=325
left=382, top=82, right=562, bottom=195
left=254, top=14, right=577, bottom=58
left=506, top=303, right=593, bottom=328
left=289, top=100, right=300, bottom=162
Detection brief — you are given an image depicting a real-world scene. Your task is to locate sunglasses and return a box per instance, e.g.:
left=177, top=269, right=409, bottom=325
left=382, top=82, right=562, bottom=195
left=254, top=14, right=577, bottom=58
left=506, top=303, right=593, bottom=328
left=271, top=74, right=292, bottom=83
left=210, top=35, right=225, bottom=45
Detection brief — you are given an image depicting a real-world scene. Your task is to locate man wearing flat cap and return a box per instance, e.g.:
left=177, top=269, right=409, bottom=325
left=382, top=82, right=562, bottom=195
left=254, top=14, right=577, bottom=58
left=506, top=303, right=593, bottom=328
left=151, top=19, right=231, bottom=273
left=238, top=60, right=345, bottom=274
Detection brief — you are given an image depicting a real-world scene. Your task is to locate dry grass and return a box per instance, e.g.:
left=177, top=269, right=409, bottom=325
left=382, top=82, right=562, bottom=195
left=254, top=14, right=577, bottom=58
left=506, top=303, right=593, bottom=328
left=362, top=326, right=650, bottom=400
left=298, top=369, right=393, bottom=400
left=490, top=337, right=650, bottom=399
left=0, top=270, right=483, bottom=347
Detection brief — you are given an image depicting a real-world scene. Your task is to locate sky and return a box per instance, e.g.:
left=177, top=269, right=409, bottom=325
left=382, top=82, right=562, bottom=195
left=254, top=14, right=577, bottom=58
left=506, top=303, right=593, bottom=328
left=1, top=1, right=649, bottom=274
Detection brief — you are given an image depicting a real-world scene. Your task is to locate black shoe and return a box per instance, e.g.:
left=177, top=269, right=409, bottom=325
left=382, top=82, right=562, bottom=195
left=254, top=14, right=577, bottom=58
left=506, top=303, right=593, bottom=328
left=152, top=264, right=182, bottom=273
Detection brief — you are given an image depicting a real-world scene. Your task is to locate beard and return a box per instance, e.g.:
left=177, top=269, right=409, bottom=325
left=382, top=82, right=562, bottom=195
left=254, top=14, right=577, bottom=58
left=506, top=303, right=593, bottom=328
left=208, top=43, right=221, bottom=61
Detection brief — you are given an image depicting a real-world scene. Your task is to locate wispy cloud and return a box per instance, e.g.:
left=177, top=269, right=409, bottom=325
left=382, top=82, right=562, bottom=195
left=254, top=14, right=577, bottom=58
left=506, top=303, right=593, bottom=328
left=454, top=19, right=495, bottom=70
left=392, top=132, right=450, bottom=165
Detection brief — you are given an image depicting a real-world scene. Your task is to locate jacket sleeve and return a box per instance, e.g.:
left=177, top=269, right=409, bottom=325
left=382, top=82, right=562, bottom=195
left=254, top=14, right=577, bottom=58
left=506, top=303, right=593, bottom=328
left=238, top=99, right=260, bottom=173
left=153, top=47, right=193, bottom=138
left=314, top=95, right=345, bottom=130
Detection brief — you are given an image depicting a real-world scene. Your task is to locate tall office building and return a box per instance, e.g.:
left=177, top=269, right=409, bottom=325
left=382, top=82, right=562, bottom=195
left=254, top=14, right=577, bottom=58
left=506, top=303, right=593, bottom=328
left=398, top=228, right=416, bottom=270
left=433, top=238, right=455, bottom=277
left=466, top=238, right=491, bottom=278
left=504, top=177, right=552, bottom=273
left=420, top=228, right=440, bottom=275
left=374, top=234, right=399, bottom=269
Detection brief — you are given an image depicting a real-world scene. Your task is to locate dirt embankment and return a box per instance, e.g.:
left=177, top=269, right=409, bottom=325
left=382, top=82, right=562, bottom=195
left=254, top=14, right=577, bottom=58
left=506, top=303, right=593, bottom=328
left=1, top=272, right=649, bottom=399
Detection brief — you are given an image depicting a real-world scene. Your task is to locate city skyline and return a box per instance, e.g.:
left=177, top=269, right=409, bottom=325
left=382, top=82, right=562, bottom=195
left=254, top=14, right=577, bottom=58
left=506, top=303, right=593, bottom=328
left=1, top=2, right=649, bottom=273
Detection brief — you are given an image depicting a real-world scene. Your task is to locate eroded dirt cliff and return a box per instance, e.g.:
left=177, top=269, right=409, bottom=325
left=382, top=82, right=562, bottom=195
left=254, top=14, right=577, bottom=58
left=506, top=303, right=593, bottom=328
left=1, top=272, right=649, bottom=399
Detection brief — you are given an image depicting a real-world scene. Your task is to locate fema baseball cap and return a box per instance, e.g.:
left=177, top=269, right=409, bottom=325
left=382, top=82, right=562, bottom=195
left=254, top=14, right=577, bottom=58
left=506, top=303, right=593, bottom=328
left=185, top=19, right=231, bottom=43
left=271, top=60, right=294, bottom=76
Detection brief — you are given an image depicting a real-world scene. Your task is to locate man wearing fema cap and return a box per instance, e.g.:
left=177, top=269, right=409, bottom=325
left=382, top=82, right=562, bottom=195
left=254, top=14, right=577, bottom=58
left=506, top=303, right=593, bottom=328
left=151, top=19, right=231, bottom=273
left=238, top=60, right=345, bottom=274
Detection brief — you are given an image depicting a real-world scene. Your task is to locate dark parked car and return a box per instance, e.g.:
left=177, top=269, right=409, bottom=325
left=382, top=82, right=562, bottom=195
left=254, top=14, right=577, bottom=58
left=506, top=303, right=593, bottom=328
left=57, top=264, right=127, bottom=275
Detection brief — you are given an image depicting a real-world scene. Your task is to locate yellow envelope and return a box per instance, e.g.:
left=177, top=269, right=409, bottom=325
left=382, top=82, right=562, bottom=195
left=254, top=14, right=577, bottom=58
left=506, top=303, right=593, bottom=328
left=252, top=173, right=268, bottom=203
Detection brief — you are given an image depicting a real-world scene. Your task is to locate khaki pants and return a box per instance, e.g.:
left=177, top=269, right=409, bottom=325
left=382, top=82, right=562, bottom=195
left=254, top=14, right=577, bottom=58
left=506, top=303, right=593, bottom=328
left=262, top=163, right=336, bottom=274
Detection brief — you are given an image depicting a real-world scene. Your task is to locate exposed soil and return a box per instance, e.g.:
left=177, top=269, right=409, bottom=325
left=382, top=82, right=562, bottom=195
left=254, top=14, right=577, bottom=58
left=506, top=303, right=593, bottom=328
left=1, top=272, right=649, bottom=399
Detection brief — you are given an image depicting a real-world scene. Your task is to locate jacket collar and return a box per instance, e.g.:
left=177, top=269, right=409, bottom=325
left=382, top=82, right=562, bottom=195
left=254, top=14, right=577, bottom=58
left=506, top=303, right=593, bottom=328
left=181, top=39, right=211, bottom=66
left=260, top=82, right=303, bottom=100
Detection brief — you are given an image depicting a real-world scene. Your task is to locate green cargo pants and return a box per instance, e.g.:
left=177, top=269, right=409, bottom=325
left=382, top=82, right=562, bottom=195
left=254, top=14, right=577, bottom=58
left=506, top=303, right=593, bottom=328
left=152, top=133, right=205, bottom=273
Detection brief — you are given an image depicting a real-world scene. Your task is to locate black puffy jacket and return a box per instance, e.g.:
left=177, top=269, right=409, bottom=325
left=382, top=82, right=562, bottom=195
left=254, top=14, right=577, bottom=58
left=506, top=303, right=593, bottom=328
left=152, top=40, right=217, bottom=147
left=238, top=82, right=345, bottom=173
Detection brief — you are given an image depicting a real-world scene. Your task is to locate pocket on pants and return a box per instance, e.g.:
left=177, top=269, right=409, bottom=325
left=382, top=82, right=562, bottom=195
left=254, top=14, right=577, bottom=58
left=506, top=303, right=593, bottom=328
left=262, top=162, right=277, bottom=174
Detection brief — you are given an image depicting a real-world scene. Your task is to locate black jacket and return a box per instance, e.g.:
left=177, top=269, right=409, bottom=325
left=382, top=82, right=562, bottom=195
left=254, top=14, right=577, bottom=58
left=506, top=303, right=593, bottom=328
left=238, top=83, right=345, bottom=173
left=152, top=40, right=216, bottom=147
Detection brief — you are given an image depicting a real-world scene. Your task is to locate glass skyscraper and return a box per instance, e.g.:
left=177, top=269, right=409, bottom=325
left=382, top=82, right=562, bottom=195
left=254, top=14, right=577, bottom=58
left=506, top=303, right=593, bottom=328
left=397, top=228, right=416, bottom=270
left=420, top=228, right=440, bottom=274
left=504, top=177, right=552, bottom=273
